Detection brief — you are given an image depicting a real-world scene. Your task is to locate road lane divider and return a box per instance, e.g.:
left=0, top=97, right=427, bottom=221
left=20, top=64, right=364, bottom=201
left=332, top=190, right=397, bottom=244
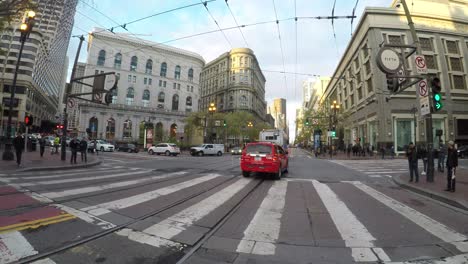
left=0, top=213, right=76, bottom=234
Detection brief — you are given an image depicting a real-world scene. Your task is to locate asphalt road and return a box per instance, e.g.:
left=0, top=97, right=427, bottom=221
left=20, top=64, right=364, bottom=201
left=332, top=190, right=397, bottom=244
left=1, top=148, right=467, bottom=264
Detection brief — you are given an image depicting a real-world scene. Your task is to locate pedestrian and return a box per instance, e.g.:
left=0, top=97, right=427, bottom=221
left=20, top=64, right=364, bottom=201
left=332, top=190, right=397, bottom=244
left=39, top=134, right=46, bottom=157
left=438, top=141, right=446, bottom=172
left=406, top=142, right=419, bottom=182
left=69, top=137, right=78, bottom=164
left=53, top=135, right=60, bottom=154
left=390, top=145, right=395, bottom=159
left=80, top=138, right=88, bottom=162
left=13, top=133, right=25, bottom=166
left=445, top=141, right=458, bottom=192
left=381, top=145, right=385, bottom=159
left=419, top=145, right=428, bottom=176
left=93, top=140, right=98, bottom=155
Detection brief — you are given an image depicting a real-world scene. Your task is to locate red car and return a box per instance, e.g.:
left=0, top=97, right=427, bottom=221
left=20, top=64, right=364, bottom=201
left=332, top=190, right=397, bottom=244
left=240, top=142, right=289, bottom=179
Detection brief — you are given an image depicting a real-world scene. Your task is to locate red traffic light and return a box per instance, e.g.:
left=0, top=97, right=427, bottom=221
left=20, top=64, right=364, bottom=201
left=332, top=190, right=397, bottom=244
left=56, top=124, right=64, bottom=129
left=24, top=115, right=33, bottom=126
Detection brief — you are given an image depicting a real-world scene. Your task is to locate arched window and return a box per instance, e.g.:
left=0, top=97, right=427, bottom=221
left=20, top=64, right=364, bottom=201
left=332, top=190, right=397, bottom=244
left=106, top=118, right=115, bottom=140
left=142, top=89, right=150, bottom=107
left=170, top=124, right=177, bottom=138
left=130, top=56, right=138, bottom=71
left=123, top=119, right=132, bottom=138
left=158, top=92, right=165, bottom=103
left=146, top=59, right=153, bottom=74
left=186, top=96, right=192, bottom=106
left=188, top=68, right=194, bottom=82
left=114, top=53, right=122, bottom=69
left=160, top=62, right=167, bottom=77
left=172, top=94, right=179, bottom=111
left=89, top=117, right=98, bottom=139
left=174, top=65, right=181, bottom=79
left=155, top=122, right=163, bottom=141
left=112, top=87, right=118, bottom=104
left=240, top=95, right=247, bottom=107
left=126, top=87, right=135, bottom=105
left=97, top=50, right=106, bottom=66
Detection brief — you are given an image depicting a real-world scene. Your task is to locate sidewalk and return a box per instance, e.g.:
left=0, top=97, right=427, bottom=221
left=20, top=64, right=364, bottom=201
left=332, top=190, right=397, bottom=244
left=0, top=149, right=101, bottom=172
left=393, top=168, right=468, bottom=211
left=301, top=148, right=404, bottom=160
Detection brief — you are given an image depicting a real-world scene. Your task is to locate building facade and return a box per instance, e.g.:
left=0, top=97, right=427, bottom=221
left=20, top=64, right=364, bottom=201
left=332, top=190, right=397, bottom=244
left=199, top=48, right=267, bottom=120
left=269, top=98, right=288, bottom=136
left=78, top=29, right=205, bottom=142
left=322, top=0, right=468, bottom=153
left=0, top=0, right=78, bottom=135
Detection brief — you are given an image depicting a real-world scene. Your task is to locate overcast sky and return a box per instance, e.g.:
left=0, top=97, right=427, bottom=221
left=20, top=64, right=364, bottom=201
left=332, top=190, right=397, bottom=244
left=67, top=0, right=391, bottom=142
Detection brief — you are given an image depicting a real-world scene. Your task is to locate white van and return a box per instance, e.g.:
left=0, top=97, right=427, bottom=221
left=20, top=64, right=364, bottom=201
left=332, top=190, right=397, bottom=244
left=190, top=144, right=224, bottom=156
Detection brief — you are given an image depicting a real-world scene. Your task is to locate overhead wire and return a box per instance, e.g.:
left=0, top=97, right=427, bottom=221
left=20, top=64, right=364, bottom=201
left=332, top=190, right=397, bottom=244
left=199, top=0, right=232, bottom=48
left=350, top=0, right=359, bottom=36
left=271, top=0, right=288, bottom=100
left=294, top=0, right=298, bottom=102
left=224, top=0, right=248, bottom=47
left=330, top=0, right=340, bottom=58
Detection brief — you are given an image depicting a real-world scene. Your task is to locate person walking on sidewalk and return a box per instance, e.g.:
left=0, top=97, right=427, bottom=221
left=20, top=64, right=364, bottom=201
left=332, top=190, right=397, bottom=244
left=438, top=141, right=446, bottom=173
left=406, top=142, right=419, bottom=182
left=69, top=137, right=79, bottom=164
left=13, top=133, right=24, bottom=166
left=53, top=135, right=60, bottom=155
left=39, top=134, right=46, bottom=157
left=80, top=138, right=88, bottom=162
left=445, top=141, right=458, bottom=192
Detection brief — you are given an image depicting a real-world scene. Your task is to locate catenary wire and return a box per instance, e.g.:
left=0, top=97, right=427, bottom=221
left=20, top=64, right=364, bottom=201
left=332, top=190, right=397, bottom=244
left=224, top=0, right=248, bottom=48
left=199, top=0, right=232, bottom=48
left=271, top=0, right=288, bottom=99
left=350, top=0, right=359, bottom=36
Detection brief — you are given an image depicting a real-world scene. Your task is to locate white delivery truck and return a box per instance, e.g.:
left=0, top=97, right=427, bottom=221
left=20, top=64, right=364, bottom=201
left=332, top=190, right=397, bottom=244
left=190, top=144, right=225, bottom=156
left=259, top=129, right=288, bottom=147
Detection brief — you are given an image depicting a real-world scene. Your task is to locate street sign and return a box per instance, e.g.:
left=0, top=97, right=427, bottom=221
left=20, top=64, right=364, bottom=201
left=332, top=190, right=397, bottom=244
left=376, top=47, right=402, bottom=74
left=414, top=55, right=428, bottom=74
left=67, top=98, right=75, bottom=109
left=418, top=79, right=428, bottom=97
left=104, top=74, right=117, bottom=90
left=214, top=120, right=221, bottom=127
left=95, top=92, right=102, bottom=101
left=419, top=96, right=430, bottom=116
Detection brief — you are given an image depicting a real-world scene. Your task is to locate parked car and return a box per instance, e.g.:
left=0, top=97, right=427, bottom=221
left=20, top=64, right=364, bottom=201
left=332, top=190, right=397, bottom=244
left=230, top=147, right=242, bottom=155
left=87, top=140, right=115, bottom=152
left=148, top=143, right=180, bottom=156
left=43, top=136, right=55, bottom=146
left=240, top=142, right=288, bottom=180
left=458, top=145, right=468, bottom=158
left=190, top=144, right=224, bottom=156
left=117, top=143, right=139, bottom=153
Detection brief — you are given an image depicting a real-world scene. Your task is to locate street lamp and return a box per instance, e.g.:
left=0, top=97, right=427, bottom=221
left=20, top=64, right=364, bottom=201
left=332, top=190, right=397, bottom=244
left=2, top=10, right=35, bottom=161
left=329, top=100, right=340, bottom=158
left=207, top=103, right=216, bottom=143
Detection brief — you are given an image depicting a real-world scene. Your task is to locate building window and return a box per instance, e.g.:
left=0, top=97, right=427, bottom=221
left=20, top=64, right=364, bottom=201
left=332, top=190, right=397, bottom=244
left=420, top=38, right=433, bottom=51
left=186, top=96, right=192, bottom=106
left=367, top=78, right=373, bottom=93
left=128, top=75, right=131, bottom=82
left=177, top=83, right=180, bottom=90
left=114, top=53, right=122, bottom=69
left=112, top=87, right=118, bottom=104
left=142, top=89, right=150, bottom=107
left=144, top=78, right=147, bottom=85
left=364, top=61, right=371, bottom=75
left=425, top=55, right=438, bottom=70
left=130, top=56, right=138, bottom=71
left=175, top=65, right=181, bottom=79
left=357, top=87, right=362, bottom=100
left=388, top=35, right=403, bottom=45
left=172, top=94, right=179, bottom=111
left=126, top=87, right=135, bottom=105
left=240, top=95, right=247, bottom=107
left=133, top=76, right=136, bottom=83
left=158, top=92, right=165, bottom=103
left=97, top=50, right=106, bottom=66
left=353, top=57, right=359, bottom=71
left=148, top=78, right=152, bottom=85
left=160, top=62, right=167, bottom=77
left=123, top=120, right=132, bottom=138
left=452, top=75, right=466, bottom=90
left=350, top=94, right=354, bottom=106
left=449, top=57, right=463, bottom=72
left=188, top=68, right=194, bottom=81
left=362, top=44, right=369, bottom=58
left=163, top=81, right=167, bottom=87
left=446, top=40, right=459, bottom=54
left=146, top=59, right=153, bottom=74
left=159, top=80, right=162, bottom=87
left=173, top=83, right=176, bottom=89
left=191, top=86, right=193, bottom=92
left=187, top=85, right=190, bottom=92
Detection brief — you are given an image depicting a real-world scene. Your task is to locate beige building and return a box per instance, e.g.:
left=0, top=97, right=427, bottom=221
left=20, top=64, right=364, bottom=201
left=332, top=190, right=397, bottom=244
left=269, top=98, right=288, bottom=136
left=307, top=77, right=331, bottom=111
left=199, top=48, right=267, bottom=120
left=321, top=0, right=468, bottom=153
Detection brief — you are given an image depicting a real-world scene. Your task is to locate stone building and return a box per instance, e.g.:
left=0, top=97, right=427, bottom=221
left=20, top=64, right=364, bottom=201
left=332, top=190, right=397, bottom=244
left=321, top=0, right=468, bottom=154
left=199, top=48, right=267, bottom=120
left=78, top=29, right=205, bottom=143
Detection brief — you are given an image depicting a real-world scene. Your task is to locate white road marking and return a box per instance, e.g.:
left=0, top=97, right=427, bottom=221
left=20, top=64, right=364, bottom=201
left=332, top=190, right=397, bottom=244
left=41, top=171, right=188, bottom=199
left=0, top=231, right=38, bottom=263
left=81, top=174, right=220, bottom=216
left=386, top=253, right=468, bottom=264
left=116, top=228, right=185, bottom=250
left=3, top=168, right=113, bottom=181
left=311, top=180, right=390, bottom=262
left=30, top=258, right=57, bottom=264
left=144, top=178, right=251, bottom=240
left=18, top=170, right=153, bottom=186
left=54, top=204, right=116, bottom=230
left=236, top=181, right=288, bottom=255
left=352, top=182, right=468, bottom=252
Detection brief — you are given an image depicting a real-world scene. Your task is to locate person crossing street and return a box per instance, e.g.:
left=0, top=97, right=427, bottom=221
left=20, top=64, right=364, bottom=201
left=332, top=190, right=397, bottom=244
left=80, top=138, right=88, bottom=163
left=69, top=137, right=79, bottom=164
left=445, top=141, right=458, bottom=192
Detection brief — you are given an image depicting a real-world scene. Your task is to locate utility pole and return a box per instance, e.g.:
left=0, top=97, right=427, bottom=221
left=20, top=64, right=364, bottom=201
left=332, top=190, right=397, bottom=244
left=400, top=0, right=434, bottom=181
left=61, top=35, right=84, bottom=161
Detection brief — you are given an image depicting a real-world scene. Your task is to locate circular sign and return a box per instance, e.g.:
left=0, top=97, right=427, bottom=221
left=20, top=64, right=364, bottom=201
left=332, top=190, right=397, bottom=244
left=95, top=93, right=102, bottom=101
left=104, top=74, right=117, bottom=90
left=376, top=47, right=402, bottom=74
left=418, top=80, right=428, bottom=96
left=415, top=56, right=426, bottom=69
left=67, top=99, right=75, bottom=108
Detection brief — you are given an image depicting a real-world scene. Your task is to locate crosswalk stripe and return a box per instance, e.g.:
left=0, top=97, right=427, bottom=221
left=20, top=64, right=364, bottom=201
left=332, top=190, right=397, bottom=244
left=18, top=170, right=153, bottom=186
left=144, top=178, right=252, bottom=240
left=3, top=168, right=117, bottom=181
left=352, top=182, right=468, bottom=252
left=311, top=180, right=390, bottom=262
left=236, top=181, right=288, bottom=255
left=0, top=231, right=38, bottom=263
left=81, top=174, right=220, bottom=216
left=54, top=204, right=115, bottom=230
left=41, top=171, right=188, bottom=199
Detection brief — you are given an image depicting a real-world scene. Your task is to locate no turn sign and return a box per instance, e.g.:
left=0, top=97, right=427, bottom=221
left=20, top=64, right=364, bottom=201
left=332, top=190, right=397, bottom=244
left=67, top=99, right=75, bottom=109
left=415, top=55, right=427, bottom=74
left=418, top=79, right=428, bottom=97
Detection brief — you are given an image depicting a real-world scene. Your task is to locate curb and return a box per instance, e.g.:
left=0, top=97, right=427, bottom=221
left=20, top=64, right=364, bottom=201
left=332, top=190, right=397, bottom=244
left=392, top=174, right=468, bottom=211
left=16, top=159, right=102, bottom=172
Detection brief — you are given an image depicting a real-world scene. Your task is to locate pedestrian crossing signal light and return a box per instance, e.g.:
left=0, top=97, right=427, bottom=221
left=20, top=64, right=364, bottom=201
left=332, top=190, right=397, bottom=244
left=223, top=120, right=227, bottom=127
left=24, top=115, right=32, bottom=126
left=386, top=75, right=399, bottom=93
left=431, top=77, right=442, bottom=111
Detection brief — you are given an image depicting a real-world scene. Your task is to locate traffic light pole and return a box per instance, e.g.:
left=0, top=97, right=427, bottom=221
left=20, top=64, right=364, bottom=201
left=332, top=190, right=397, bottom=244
left=61, top=35, right=84, bottom=161
left=401, top=0, right=434, bottom=182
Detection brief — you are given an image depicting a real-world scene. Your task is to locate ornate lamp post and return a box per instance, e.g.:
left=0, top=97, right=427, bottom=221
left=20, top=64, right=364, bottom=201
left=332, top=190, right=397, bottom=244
left=3, top=10, right=36, bottom=161
left=207, top=103, right=216, bottom=143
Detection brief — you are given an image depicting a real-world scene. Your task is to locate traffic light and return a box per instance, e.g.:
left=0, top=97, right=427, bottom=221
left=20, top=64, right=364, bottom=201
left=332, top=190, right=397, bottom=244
left=104, top=87, right=116, bottom=105
left=223, top=120, right=227, bottom=127
left=56, top=124, right=64, bottom=129
left=24, top=115, right=33, bottom=126
left=386, top=75, right=399, bottom=93
left=305, top=118, right=310, bottom=126
left=331, top=131, right=336, bottom=137
left=431, top=77, right=442, bottom=111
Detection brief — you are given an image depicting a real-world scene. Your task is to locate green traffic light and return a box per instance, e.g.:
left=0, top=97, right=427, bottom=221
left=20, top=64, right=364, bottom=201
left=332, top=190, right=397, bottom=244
left=434, top=93, right=441, bottom=101
left=435, top=102, right=442, bottom=110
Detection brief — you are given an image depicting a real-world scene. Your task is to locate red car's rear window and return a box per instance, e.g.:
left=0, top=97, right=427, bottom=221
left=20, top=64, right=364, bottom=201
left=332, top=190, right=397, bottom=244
left=246, top=144, right=273, bottom=154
